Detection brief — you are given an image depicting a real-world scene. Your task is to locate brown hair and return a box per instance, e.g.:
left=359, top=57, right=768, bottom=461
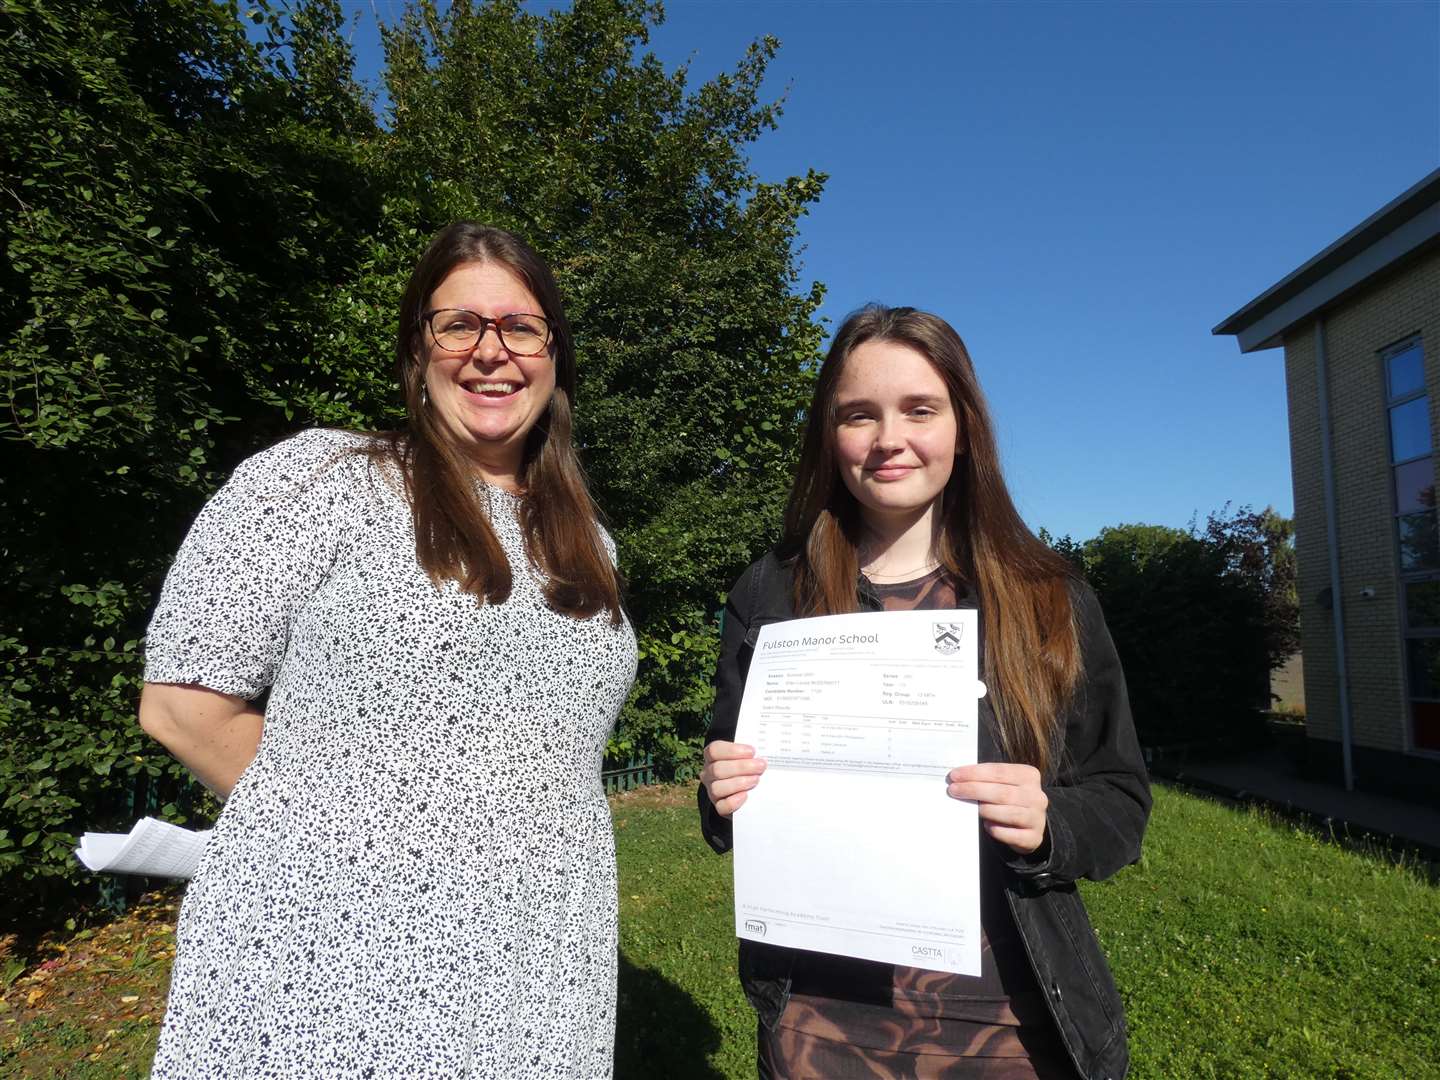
left=781, top=305, right=1080, bottom=775
left=365, top=222, right=622, bottom=625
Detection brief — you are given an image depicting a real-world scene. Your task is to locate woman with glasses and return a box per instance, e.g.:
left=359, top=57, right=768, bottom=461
left=139, top=223, right=637, bottom=1078
left=699, top=305, right=1150, bottom=1079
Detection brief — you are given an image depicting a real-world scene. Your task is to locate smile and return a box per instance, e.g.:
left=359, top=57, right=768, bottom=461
left=868, top=465, right=917, bottom=480
left=460, top=380, right=520, bottom=399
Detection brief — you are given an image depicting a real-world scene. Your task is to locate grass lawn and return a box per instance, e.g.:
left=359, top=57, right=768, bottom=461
left=613, top=783, right=1440, bottom=1080
left=3, top=783, right=1437, bottom=1078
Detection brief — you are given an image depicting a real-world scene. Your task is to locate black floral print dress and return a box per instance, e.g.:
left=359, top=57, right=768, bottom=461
left=144, top=429, right=638, bottom=1079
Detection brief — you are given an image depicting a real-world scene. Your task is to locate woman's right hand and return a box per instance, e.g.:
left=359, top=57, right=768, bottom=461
left=700, top=741, right=767, bottom=817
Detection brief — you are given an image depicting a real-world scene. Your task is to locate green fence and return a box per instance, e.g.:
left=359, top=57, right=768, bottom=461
left=602, top=754, right=659, bottom=793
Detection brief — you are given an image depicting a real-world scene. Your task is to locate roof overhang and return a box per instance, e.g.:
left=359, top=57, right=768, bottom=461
left=1213, top=169, right=1440, bottom=353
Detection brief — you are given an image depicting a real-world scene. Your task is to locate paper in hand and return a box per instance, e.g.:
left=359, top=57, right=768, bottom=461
left=732, top=608, right=986, bottom=975
left=75, top=817, right=210, bottom=879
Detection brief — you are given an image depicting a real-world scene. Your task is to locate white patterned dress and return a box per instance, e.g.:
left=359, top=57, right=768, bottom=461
left=144, top=429, right=638, bottom=1079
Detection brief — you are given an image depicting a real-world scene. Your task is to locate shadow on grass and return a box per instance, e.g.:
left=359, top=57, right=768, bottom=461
left=615, top=951, right=727, bottom=1080
left=1153, top=778, right=1440, bottom=885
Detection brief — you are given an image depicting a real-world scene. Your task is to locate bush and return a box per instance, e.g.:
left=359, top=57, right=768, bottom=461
left=1046, top=507, right=1297, bottom=747
left=0, top=0, right=823, bottom=915
left=0, top=0, right=381, bottom=921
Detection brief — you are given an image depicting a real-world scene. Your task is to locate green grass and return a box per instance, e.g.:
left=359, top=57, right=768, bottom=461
left=1084, top=787, right=1439, bottom=1079
left=613, top=784, right=1440, bottom=1080
left=0, top=892, right=173, bottom=1079
left=5, top=784, right=1437, bottom=1078
left=613, top=790, right=753, bottom=1080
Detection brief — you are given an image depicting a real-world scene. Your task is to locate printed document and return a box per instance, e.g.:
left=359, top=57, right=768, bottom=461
left=733, top=609, right=984, bottom=975
left=76, top=817, right=210, bottom=879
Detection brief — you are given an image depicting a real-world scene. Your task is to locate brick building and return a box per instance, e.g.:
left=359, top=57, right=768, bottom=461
left=1215, top=169, right=1440, bottom=802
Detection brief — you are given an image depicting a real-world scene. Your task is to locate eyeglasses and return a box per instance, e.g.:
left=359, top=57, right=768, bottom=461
left=421, top=309, right=554, bottom=356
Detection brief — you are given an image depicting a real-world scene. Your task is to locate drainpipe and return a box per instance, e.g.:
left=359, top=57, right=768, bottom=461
left=1314, top=316, right=1355, bottom=791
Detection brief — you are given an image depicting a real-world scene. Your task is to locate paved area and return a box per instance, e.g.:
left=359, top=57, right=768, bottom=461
left=1153, top=743, right=1440, bottom=860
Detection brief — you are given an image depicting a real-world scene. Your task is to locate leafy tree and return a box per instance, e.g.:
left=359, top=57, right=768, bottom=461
left=0, top=0, right=378, bottom=917
left=1063, top=520, right=1272, bottom=745
left=1, top=0, right=824, bottom=912
left=285, top=0, right=827, bottom=770
left=1203, top=505, right=1299, bottom=671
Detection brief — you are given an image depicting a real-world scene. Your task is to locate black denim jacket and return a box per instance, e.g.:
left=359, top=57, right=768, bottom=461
left=698, top=552, right=1152, bottom=1080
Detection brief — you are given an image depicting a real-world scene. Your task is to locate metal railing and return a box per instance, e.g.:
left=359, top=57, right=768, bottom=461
left=602, top=754, right=658, bottom=793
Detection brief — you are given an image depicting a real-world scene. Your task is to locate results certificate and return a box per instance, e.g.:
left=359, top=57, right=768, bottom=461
left=732, top=609, right=985, bottom=976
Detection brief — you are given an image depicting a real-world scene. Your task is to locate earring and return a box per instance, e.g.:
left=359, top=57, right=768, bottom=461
left=420, top=384, right=430, bottom=407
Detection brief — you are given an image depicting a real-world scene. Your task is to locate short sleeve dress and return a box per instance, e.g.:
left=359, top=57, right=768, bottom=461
left=143, top=429, right=639, bottom=1080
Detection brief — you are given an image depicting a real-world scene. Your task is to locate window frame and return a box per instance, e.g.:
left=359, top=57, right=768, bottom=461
left=1385, top=334, right=1440, bottom=756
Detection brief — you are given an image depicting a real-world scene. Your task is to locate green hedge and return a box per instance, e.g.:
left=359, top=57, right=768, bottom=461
left=1047, top=507, right=1297, bottom=747
left=0, top=0, right=824, bottom=918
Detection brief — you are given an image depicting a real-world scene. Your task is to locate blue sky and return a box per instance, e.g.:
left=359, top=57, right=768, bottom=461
left=341, top=0, right=1439, bottom=542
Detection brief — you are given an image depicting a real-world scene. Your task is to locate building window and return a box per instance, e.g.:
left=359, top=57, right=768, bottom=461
left=1388, top=336, right=1440, bottom=751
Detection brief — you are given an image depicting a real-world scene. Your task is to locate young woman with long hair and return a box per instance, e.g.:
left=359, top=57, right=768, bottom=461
left=700, top=305, right=1150, bottom=1079
left=139, top=223, right=637, bottom=1078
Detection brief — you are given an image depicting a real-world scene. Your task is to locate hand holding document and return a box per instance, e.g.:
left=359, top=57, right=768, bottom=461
left=75, top=817, right=210, bottom=879
left=733, top=609, right=985, bottom=976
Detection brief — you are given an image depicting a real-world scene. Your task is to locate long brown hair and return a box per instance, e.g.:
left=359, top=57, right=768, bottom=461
left=365, top=222, right=622, bottom=625
left=781, top=305, right=1080, bottom=775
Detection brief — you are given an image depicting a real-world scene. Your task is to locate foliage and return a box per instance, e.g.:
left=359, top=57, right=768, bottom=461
left=7, top=786, right=1437, bottom=1078
left=1, top=0, right=378, bottom=916
left=1, top=0, right=823, bottom=909
left=263, top=0, right=828, bottom=774
left=1043, top=506, right=1299, bottom=745
left=1202, top=503, right=1299, bottom=670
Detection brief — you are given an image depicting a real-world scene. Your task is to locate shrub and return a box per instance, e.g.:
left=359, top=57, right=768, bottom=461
left=0, top=0, right=824, bottom=915
left=1045, top=507, right=1297, bottom=747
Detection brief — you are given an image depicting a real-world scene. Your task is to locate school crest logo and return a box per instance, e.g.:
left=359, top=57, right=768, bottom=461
left=933, top=622, right=963, bottom=655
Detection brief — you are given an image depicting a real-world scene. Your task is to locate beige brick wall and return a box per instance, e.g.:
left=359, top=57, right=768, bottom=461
left=1283, top=246, right=1440, bottom=756
left=1269, top=652, right=1305, bottom=712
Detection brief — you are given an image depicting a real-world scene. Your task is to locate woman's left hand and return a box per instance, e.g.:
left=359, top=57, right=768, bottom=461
left=946, top=763, right=1049, bottom=855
